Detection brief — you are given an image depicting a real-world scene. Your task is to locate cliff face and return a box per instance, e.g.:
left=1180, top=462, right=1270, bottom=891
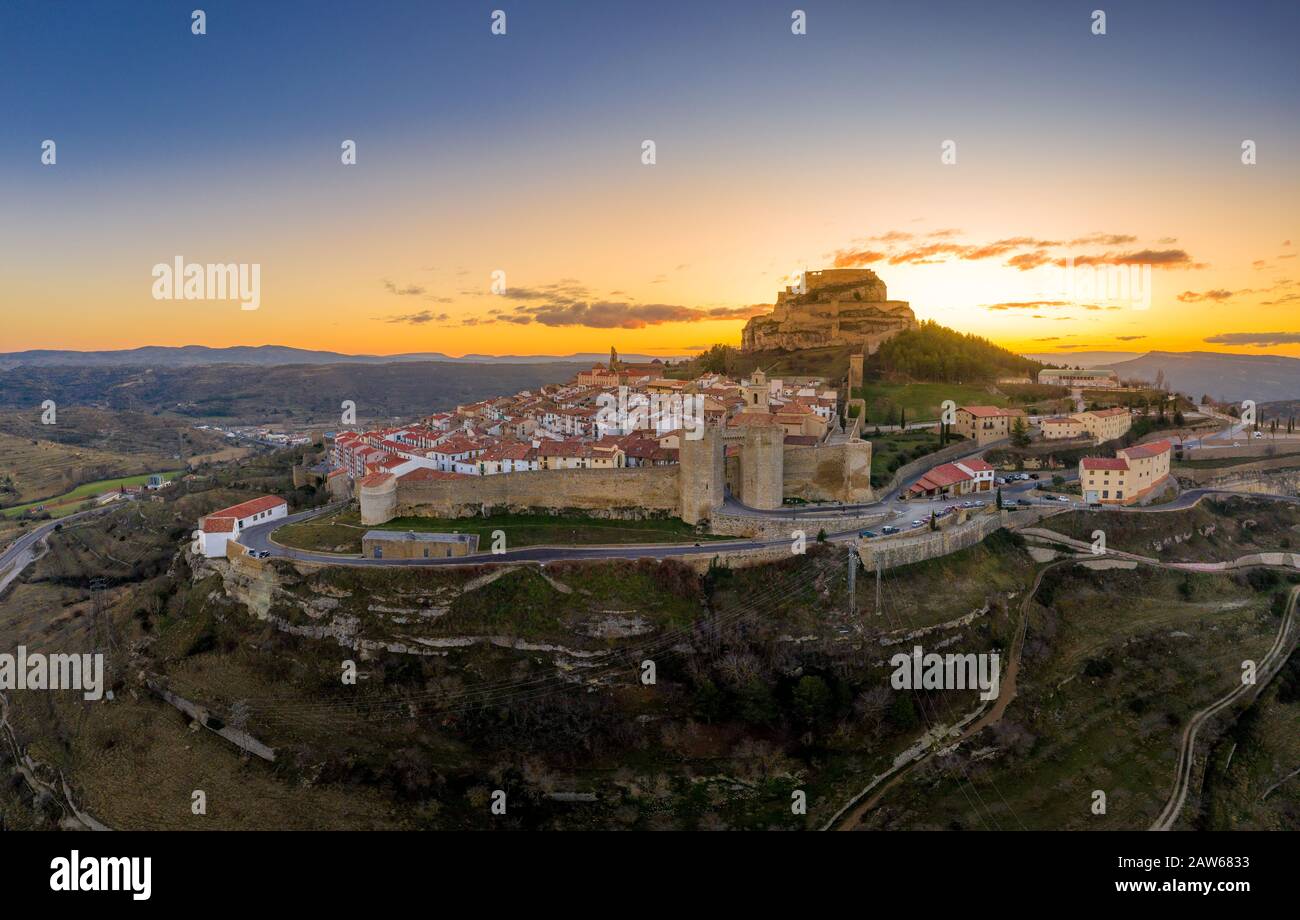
left=741, top=268, right=916, bottom=353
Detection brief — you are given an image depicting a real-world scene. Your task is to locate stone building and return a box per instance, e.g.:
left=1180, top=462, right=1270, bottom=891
left=1079, top=440, right=1172, bottom=505
left=362, top=530, right=479, bottom=559
left=953, top=405, right=1022, bottom=446
left=741, top=269, right=916, bottom=353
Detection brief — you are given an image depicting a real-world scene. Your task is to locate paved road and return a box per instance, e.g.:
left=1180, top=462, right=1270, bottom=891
left=0, top=507, right=107, bottom=595
left=238, top=505, right=877, bottom=567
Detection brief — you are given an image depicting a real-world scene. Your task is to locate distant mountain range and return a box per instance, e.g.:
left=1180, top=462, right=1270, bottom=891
left=1022, top=350, right=1144, bottom=368
left=1106, top=351, right=1300, bottom=403
left=1023, top=350, right=1300, bottom=403
left=0, top=345, right=688, bottom=369
left=0, top=361, right=590, bottom=423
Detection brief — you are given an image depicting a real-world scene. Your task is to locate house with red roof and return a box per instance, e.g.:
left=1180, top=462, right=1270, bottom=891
left=1079, top=439, right=1172, bottom=504
left=953, top=405, right=1025, bottom=447
left=907, top=457, right=997, bottom=499
left=196, top=494, right=288, bottom=557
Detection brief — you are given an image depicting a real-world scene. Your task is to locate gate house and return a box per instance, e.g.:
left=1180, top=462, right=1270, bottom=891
left=362, top=530, right=479, bottom=559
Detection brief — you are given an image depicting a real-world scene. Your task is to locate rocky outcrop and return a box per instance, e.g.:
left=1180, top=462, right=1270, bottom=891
left=741, top=269, right=916, bottom=353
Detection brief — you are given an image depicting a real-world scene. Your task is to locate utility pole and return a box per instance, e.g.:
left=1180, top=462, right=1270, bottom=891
left=847, top=543, right=857, bottom=615
left=875, top=560, right=882, bottom=617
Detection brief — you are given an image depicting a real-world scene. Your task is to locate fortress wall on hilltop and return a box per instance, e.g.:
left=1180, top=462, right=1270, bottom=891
left=782, top=441, right=873, bottom=503
left=383, top=466, right=682, bottom=522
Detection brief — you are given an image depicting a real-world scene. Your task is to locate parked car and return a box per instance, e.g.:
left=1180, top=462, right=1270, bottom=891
left=1016, top=498, right=1033, bottom=506
left=1029, top=473, right=1040, bottom=480
left=881, top=525, right=901, bottom=535
left=910, top=520, right=926, bottom=527
left=859, top=530, right=878, bottom=539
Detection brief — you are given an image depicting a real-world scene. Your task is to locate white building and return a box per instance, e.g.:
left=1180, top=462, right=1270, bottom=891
left=197, top=495, right=288, bottom=557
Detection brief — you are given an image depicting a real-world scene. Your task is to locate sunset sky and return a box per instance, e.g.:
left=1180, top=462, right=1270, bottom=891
left=2, top=0, right=1297, bottom=358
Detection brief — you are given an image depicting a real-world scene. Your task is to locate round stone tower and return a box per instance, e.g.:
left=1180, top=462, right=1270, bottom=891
left=677, top=427, right=723, bottom=525
left=737, top=422, right=784, bottom=510
left=359, top=473, right=398, bottom=525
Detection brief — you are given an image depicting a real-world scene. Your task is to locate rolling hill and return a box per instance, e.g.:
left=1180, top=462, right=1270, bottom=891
left=1106, top=351, right=1300, bottom=403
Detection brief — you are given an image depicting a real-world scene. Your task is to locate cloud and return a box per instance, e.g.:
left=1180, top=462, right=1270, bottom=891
left=381, top=310, right=449, bottom=325
left=1056, top=249, right=1206, bottom=269
left=498, top=281, right=594, bottom=303
left=1068, top=233, right=1138, bottom=246
left=984, top=300, right=1073, bottom=311
left=502, top=301, right=769, bottom=330
left=1177, top=289, right=1235, bottom=303
left=1203, top=332, right=1300, bottom=346
left=382, top=279, right=427, bottom=296
left=1006, top=250, right=1054, bottom=271
left=1115, top=335, right=1146, bottom=341
left=835, top=232, right=1205, bottom=274
left=831, top=248, right=889, bottom=267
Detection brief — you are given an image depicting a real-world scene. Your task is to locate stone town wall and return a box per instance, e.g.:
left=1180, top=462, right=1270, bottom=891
left=858, top=507, right=1063, bottom=572
left=782, top=440, right=873, bottom=503
left=711, top=509, right=890, bottom=541
left=1184, top=441, right=1300, bottom=462
left=1178, top=466, right=1300, bottom=494
left=389, top=466, right=682, bottom=521
left=877, top=439, right=980, bottom=497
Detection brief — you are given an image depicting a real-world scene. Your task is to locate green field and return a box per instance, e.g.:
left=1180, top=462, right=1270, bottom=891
left=853, top=383, right=1006, bottom=423
left=272, top=507, right=727, bottom=554
left=0, top=470, right=183, bottom=519
left=866, top=429, right=948, bottom=488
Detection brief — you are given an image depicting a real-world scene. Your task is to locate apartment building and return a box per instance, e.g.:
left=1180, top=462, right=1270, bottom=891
left=954, top=405, right=1022, bottom=446
left=1079, top=440, right=1172, bottom=505
left=1075, top=407, right=1132, bottom=443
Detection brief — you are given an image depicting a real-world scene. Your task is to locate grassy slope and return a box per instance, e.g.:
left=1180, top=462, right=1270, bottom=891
left=1044, top=496, right=1300, bottom=563
left=861, top=565, right=1285, bottom=830
left=272, top=507, right=722, bottom=554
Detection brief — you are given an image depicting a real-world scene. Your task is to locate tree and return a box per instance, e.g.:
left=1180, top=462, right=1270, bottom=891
left=791, top=676, right=834, bottom=728
left=1010, top=416, right=1030, bottom=448
left=996, top=487, right=1003, bottom=509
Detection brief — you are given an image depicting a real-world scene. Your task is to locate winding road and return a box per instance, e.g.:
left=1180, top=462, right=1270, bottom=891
left=1150, top=586, right=1299, bottom=831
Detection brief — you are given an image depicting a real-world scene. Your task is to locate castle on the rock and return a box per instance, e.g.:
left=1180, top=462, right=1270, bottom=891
left=741, top=269, right=916, bottom=353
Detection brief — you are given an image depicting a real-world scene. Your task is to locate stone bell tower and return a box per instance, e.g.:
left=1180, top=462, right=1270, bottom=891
left=742, top=369, right=770, bottom=411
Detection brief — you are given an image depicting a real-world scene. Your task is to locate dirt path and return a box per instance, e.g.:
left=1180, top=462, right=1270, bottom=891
left=1149, top=586, right=1298, bottom=830
left=830, top=560, right=1058, bottom=831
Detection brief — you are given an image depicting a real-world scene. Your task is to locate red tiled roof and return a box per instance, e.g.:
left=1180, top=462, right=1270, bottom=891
left=201, top=516, right=236, bottom=533
left=209, top=495, right=286, bottom=520
left=728, top=412, right=782, bottom=427
left=957, top=458, right=994, bottom=473
left=358, top=472, right=395, bottom=487
left=910, top=463, right=972, bottom=492
left=1122, top=439, right=1171, bottom=460
left=960, top=405, right=1012, bottom=418
left=1089, top=407, right=1130, bottom=418
left=1081, top=457, right=1129, bottom=471
left=1041, top=416, right=1078, bottom=424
